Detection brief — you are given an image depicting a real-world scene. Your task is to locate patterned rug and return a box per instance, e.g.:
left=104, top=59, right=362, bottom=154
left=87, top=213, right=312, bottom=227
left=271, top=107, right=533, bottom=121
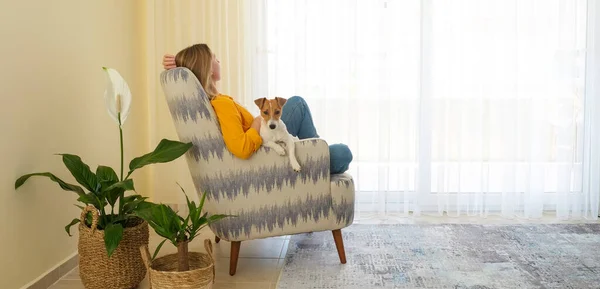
left=276, top=223, right=600, bottom=289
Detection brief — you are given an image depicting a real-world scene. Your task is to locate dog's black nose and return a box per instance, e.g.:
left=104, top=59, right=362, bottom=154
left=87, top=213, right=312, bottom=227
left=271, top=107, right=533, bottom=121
left=269, top=124, right=276, bottom=129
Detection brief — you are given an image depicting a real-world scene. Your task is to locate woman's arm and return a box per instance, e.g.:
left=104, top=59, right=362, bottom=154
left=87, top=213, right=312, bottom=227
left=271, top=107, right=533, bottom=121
left=250, top=116, right=261, bottom=131
left=212, top=98, right=263, bottom=159
left=163, top=54, right=176, bottom=70
left=237, top=102, right=262, bottom=132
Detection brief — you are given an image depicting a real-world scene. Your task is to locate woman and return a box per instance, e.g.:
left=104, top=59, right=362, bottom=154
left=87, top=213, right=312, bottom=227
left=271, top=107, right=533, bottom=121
left=163, top=43, right=352, bottom=174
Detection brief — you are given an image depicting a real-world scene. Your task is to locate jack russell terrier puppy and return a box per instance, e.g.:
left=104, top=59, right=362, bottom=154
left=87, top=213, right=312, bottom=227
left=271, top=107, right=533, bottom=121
left=254, top=97, right=301, bottom=172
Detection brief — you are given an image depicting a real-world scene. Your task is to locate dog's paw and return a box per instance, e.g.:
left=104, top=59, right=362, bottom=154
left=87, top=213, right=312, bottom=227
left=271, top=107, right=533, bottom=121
left=292, top=163, right=301, bottom=172
left=275, top=146, right=286, bottom=156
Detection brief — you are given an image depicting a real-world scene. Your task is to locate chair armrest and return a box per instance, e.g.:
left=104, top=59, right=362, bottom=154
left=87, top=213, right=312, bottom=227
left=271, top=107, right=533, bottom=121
left=202, top=138, right=334, bottom=240
left=226, top=137, right=331, bottom=198
left=236, top=138, right=330, bottom=176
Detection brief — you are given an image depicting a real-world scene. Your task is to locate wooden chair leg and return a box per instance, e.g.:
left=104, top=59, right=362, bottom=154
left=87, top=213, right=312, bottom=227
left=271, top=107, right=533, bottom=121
left=215, top=236, right=220, bottom=243
left=230, top=241, right=241, bottom=276
left=332, top=229, right=347, bottom=264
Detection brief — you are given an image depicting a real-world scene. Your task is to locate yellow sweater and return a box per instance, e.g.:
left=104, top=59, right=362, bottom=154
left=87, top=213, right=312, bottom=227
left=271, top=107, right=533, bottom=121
left=211, top=94, right=263, bottom=159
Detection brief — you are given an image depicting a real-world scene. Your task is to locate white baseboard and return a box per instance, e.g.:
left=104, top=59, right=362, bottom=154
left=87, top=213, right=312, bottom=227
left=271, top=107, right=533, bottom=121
left=21, top=252, right=78, bottom=289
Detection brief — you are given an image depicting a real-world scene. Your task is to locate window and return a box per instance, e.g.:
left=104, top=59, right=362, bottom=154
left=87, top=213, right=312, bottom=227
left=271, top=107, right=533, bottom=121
left=247, top=0, right=597, bottom=218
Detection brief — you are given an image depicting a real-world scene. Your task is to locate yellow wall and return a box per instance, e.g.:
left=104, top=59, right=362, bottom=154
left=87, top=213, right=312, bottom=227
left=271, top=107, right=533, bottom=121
left=0, top=1, right=149, bottom=288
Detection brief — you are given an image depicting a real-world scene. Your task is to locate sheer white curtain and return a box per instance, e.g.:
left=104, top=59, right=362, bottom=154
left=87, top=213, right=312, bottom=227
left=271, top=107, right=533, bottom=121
left=144, top=0, right=249, bottom=204
left=246, top=0, right=600, bottom=220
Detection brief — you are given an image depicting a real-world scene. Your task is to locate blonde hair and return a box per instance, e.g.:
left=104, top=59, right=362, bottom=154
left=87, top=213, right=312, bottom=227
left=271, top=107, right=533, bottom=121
left=175, top=44, right=219, bottom=98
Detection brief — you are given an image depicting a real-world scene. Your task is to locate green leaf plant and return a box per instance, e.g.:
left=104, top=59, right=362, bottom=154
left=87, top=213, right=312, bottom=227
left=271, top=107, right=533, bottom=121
left=135, top=184, right=234, bottom=271
left=14, top=67, right=193, bottom=258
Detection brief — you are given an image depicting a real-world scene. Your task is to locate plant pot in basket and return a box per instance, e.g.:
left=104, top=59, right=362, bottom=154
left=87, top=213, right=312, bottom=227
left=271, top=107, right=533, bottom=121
left=135, top=187, right=234, bottom=289
left=78, top=206, right=149, bottom=289
left=140, top=240, right=215, bottom=289
left=13, top=68, right=194, bottom=289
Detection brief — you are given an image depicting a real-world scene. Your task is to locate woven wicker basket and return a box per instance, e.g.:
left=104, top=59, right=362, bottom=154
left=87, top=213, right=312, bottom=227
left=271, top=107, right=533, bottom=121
left=140, top=239, right=215, bottom=289
left=78, top=205, right=149, bottom=289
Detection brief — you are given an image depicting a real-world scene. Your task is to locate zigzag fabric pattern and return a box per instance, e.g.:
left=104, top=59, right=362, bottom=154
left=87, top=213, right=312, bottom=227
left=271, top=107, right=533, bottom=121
left=184, top=134, right=228, bottom=162
left=209, top=193, right=354, bottom=239
left=331, top=173, right=353, bottom=189
left=196, top=155, right=330, bottom=200
left=167, top=85, right=214, bottom=122
left=162, top=70, right=214, bottom=123
left=332, top=196, right=355, bottom=224
left=161, top=67, right=191, bottom=83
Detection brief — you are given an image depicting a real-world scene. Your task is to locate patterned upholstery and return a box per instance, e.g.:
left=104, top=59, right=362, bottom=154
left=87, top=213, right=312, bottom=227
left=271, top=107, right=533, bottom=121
left=160, top=67, right=355, bottom=242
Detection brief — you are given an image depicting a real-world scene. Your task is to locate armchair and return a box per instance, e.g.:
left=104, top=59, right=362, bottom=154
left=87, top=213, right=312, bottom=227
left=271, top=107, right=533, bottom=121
left=160, top=67, right=355, bottom=275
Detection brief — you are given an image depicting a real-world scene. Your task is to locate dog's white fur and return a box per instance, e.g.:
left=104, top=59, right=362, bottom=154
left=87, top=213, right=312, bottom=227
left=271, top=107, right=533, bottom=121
left=256, top=99, right=301, bottom=172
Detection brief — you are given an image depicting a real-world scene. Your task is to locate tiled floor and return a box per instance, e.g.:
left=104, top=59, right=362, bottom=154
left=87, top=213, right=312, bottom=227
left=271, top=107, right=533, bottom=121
left=49, top=213, right=599, bottom=289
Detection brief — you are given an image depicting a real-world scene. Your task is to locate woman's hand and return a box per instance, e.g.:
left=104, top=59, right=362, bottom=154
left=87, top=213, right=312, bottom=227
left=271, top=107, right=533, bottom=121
left=251, top=116, right=262, bottom=132
left=162, top=54, right=176, bottom=70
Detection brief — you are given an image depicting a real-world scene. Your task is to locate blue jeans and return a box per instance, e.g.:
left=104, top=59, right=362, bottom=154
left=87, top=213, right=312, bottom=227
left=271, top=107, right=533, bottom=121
left=281, top=96, right=353, bottom=174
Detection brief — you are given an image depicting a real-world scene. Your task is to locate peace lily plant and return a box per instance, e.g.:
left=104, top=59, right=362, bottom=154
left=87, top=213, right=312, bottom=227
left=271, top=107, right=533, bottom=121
left=136, top=185, right=231, bottom=271
left=15, top=67, right=193, bottom=257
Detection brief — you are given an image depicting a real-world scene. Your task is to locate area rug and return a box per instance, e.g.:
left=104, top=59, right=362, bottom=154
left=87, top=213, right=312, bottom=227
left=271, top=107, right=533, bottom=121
left=276, top=223, right=600, bottom=289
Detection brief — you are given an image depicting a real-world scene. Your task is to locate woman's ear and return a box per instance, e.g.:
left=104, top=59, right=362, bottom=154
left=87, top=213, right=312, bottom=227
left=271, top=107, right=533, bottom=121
left=254, top=97, right=267, bottom=108
left=275, top=97, right=287, bottom=107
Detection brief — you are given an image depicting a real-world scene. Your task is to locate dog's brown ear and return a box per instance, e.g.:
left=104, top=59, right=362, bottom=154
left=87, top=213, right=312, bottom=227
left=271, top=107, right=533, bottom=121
left=254, top=97, right=267, bottom=108
left=275, top=97, right=287, bottom=107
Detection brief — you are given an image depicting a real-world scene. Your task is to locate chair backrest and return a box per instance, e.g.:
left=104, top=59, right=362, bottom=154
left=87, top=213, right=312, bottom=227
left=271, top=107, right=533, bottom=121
left=160, top=67, right=235, bottom=197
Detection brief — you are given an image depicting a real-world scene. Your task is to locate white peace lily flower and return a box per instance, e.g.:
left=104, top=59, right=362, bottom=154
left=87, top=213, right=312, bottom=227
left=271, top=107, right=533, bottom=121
left=102, top=67, right=132, bottom=126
